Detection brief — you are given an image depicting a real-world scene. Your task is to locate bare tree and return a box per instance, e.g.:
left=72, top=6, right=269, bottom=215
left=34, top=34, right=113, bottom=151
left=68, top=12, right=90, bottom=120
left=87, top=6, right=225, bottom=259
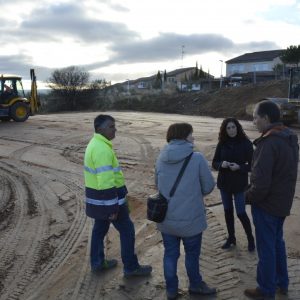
left=48, top=66, right=90, bottom=109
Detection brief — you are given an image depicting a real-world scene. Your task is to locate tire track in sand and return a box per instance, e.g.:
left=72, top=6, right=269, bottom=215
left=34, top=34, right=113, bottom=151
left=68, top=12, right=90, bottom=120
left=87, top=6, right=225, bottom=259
left=0, top=161, right=47, bottom=300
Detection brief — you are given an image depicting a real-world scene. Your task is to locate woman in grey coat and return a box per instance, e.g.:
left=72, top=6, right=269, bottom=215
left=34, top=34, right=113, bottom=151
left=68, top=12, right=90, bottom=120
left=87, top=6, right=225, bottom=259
left=155, top=123, right=216, bottom=300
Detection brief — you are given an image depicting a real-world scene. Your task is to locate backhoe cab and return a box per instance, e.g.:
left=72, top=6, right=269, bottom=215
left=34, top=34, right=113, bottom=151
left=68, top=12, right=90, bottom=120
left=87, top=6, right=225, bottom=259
left=259, top=67, right=300, bottom=125
left=0, top=69, right=40, bottom=122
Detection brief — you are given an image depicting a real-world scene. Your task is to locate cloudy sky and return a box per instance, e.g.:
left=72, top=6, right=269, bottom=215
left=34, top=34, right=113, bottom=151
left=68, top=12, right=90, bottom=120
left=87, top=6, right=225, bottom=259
left=1, top=0, right=300, bottom=87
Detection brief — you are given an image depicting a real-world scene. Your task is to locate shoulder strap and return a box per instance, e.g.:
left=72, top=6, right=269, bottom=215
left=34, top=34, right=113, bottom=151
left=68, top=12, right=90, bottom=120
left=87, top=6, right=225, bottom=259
left=169, top=152, right=193, bottom=197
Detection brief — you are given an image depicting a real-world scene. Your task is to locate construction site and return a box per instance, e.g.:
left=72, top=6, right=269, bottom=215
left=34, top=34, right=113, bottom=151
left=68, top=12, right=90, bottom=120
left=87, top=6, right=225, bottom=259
left=0, top=109, right=300, bottom=299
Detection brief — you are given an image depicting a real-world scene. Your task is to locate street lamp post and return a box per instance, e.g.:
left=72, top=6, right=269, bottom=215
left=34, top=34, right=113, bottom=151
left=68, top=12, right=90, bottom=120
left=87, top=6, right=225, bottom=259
left=219, top=60, right=223, bottom=88
left=126, top=79, right=130, bottom=94
left=160, top=70, right=164, bottom=90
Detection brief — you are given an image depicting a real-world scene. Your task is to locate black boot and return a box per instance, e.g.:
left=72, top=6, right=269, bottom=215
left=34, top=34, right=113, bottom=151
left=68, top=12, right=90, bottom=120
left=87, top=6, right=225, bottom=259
left=238, top=213, right=255, bottom=252
left=222, top=208, right=236, bottom=249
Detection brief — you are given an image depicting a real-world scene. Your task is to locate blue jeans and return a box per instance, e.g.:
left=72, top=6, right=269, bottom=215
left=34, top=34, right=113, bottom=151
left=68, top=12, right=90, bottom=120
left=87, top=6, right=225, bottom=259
left=90, top=204, right=139, bottom=273
left=161, top=232, right=203, bottom=294
left=252, top=205, right=288, bottom=297
left=220, top=190, right=246, bottom=215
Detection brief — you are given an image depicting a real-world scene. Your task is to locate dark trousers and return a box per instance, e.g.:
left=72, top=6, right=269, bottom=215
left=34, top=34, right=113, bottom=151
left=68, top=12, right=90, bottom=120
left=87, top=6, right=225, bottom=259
left=90, top=204, right=139, bottom=273
left=252, top=205, right=288, bottom=297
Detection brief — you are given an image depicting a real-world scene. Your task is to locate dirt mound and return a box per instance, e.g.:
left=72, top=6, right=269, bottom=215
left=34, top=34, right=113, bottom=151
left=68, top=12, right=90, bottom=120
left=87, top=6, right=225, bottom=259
left=160, top=80, right=289, bottom=120
left=112, top=80, right=289, bottom=121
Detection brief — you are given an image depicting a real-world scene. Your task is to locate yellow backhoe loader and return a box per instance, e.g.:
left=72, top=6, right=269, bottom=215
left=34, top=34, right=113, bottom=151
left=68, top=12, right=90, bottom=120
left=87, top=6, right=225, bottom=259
left=263, top=67, right=300, bottom=125
left=247, top=67, right=300, bottom=125
left=0, top=69, right=40, bottom=122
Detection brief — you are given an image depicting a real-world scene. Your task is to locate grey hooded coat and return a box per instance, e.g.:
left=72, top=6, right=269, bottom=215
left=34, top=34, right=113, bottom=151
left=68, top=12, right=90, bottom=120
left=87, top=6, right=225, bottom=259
left=155, top=140, right=215, bottom=237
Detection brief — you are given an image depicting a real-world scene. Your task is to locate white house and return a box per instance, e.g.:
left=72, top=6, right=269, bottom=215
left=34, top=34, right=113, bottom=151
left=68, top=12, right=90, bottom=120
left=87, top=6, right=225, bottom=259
left=226, top=50, right=284, bottom=77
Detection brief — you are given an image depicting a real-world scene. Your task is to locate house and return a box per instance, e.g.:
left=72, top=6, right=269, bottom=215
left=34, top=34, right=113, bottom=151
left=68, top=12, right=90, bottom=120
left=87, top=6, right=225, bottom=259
left=225, top=50, right=285, bottom=82
left=133, top=67, right=213, bottom=92
left=120, top=67, right=201, bottom=91
left=109, top=66, right=214, bottom=94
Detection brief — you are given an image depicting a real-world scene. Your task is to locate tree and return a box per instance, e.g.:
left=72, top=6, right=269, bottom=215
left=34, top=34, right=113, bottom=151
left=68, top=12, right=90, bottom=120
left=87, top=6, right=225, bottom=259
left=273, top=63, right=284, bottom=80
left=192, top=62, right=199, bottom=80
left=89, top=79, right=110, bottom=90
left=207, top=69, right=210, bottom=79
left=199, top=65, right=205, bottom=78
left=153, top=71, right=162, bottom=89
left=48, top=66, right=90, bottom=109
left=163, top=70, right=167, bottom=82
left=280, top=45, right=300, bottom=66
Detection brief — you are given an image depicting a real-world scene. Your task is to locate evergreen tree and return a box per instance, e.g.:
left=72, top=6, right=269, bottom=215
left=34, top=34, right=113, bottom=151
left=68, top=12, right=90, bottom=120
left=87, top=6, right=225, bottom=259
left=199, top=65, right=205, bottom=78
left=163, top=70, right=167, bottom=82
left=280, top=45, right=300, bottom=66
left=207, top=69, right=210, bottom=79
left=193, top=62, right=199, bottom=80
left=153, top=71, right=162, bottom=89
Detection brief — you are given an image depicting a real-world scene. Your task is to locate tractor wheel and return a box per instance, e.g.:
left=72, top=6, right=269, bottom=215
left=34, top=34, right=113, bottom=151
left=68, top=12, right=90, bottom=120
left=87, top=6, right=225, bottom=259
left=10, top=102, right=29, bottom=122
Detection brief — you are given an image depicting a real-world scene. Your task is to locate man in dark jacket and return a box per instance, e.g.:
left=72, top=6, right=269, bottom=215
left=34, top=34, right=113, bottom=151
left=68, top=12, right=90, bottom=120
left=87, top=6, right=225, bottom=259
left=244, top=100, right=299, bottom=300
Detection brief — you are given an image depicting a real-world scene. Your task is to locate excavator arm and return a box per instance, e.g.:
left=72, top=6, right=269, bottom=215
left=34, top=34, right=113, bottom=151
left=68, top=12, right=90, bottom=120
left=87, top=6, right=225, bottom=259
left=29, top=69, right=40, bottom=115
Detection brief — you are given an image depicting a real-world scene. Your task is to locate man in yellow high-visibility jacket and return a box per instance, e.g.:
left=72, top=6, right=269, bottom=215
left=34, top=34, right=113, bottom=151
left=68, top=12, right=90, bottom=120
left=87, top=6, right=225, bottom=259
left=84, top=114, right=152, bottom=276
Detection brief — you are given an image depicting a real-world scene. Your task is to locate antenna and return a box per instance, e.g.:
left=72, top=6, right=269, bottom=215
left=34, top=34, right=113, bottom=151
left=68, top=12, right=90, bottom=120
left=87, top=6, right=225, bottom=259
left=181, top=45, right=185, bottom=68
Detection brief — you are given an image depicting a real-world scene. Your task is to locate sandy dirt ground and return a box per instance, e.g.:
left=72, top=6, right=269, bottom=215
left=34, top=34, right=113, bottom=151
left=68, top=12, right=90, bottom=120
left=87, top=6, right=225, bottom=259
left=0, top=111, right=299, bottom=300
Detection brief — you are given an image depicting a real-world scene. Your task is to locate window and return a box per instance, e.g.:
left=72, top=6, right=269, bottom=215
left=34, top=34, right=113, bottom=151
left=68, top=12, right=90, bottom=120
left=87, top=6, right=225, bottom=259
left=137, top=81, right=147, bottom=89
left=253, top=63, right=269, bottom=71
left=229, top=64, right=244, bottom=74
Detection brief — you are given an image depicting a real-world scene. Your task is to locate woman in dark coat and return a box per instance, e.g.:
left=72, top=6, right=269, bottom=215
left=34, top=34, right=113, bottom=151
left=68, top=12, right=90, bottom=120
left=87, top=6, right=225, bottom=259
left=212, top=118, right=255, bottom=251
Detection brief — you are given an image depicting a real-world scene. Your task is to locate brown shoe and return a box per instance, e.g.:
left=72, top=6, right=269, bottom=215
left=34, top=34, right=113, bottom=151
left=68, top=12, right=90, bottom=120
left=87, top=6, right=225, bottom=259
left=244, top=288, right=274, bottom=300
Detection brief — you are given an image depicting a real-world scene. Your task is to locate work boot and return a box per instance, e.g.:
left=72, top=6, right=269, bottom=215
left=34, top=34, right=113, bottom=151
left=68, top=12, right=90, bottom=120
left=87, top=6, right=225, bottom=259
left=277, top=286, right=288, bottom=295
left=166, top=291, right=178, bottom=300
left=189, top=281, right=217, bottom=295
left=221, top=236, right=236, bottom=249
left=124, top=264, right=152, bottom=278
left=92, top=259, right=118, bottom=273
left=238, top=213, right=255, bottom=252
left=244, top=287, right=275, bottom=300
left=222, top=208, right=236, bottom=249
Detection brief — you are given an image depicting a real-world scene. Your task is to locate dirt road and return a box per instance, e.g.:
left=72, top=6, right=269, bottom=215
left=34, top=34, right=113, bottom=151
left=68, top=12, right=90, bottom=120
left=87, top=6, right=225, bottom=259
left=0, top=111, right=299, bottom=300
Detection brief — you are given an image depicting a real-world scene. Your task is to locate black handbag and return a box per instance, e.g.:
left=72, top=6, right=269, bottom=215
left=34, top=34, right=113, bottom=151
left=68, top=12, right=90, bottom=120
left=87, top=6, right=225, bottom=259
left=147, top=153, right=193, bottom=223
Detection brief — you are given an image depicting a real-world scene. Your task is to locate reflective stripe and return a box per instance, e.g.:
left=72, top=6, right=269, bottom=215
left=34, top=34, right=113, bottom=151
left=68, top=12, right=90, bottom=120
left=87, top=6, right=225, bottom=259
left=84, top=165, right=113, bottom=175
left=118, top=198, right=126, bottom=205
left=114, top=166, right=121, bottom=172
left=86, top=197, right=118, bottom=206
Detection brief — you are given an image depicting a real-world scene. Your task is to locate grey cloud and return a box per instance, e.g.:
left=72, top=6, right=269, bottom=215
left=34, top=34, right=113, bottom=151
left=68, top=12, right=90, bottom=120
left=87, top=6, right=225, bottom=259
left=85, top=33, right=278, bottom=70
left=109, top=4, right=129, bottom=12
left=238, top=41, right=279, bottom=52
left=0, top=54, right=54, bottom=81
left=109, top=3, right=129, bottom=12
left=97, top=0, right=130, bottom=12
left=0, top=55, right=33, bottom=77
left=19, top=3, right=137, bottom=43
left=112, top=33, right=234, bottom=62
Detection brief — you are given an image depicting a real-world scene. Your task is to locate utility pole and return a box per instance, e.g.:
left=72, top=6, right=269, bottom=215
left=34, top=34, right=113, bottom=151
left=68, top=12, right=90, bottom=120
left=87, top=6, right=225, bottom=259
left=126, top=79, right=130, bottom=94
left=181, top=45, right=185, bottom=68
left=219, top=60, right=223, bottom=88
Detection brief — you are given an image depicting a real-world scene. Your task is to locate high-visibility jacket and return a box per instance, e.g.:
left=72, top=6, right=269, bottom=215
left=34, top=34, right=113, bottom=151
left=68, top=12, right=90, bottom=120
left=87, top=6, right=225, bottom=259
left=84, top=133, right=127, bottom=219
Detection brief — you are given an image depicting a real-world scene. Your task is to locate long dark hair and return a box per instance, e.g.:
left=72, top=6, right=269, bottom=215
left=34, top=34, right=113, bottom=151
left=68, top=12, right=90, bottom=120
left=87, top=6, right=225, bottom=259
left=218, top=118, right=248, bottom=143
